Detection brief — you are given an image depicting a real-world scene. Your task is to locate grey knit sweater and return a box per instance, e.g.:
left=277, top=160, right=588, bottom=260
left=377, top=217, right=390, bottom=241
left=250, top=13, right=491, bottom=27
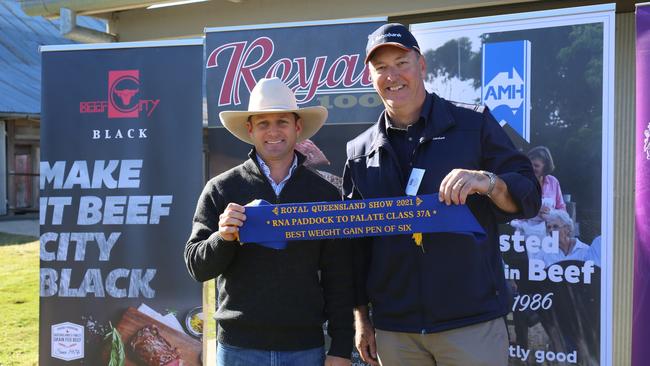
left=184, top=151, right=354, bottom=359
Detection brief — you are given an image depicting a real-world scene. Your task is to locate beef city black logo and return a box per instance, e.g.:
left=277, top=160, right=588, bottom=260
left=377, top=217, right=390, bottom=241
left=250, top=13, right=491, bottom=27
left=79, top=70, right=160, bottom=119
left=108, top=70, right=140, bottom=118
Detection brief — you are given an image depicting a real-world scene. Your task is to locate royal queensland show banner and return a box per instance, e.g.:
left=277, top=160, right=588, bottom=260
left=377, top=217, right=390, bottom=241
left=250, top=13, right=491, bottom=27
left=39, top=40, right=203, bottom=365
left=412, top=4, right=614, bottom=365
left=204, top=19, right=385, bottom=127
left=239, top=194, right=485, bottom=248
left=634, top=5, right=650, bottom=366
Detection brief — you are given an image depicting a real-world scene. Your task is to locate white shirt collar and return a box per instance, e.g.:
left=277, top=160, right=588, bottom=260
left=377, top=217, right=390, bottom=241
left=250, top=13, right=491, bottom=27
left=255, top=153, right=298, bottom=196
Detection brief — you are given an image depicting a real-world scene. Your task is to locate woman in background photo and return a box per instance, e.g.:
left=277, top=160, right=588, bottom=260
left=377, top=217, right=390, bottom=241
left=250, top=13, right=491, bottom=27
left=508, top=146, right=570, bottom=352
left=528, top=145, right=566, bottom=216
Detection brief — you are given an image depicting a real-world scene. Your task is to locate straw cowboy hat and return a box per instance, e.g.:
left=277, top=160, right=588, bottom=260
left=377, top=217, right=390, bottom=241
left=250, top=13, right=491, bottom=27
left=219, top=77, right=328, bottom=144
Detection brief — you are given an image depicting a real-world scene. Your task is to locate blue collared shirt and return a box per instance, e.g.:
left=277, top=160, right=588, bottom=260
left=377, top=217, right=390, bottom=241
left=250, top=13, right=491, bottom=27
left=256, top=154, right=298, bottom=196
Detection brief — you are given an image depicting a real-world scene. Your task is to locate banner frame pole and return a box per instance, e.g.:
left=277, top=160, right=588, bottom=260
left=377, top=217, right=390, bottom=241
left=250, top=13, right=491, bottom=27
left=40, top=38, right=203, bottom=53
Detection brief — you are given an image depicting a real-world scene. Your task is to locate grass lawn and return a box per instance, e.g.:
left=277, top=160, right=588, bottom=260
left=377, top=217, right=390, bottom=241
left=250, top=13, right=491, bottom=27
left=0, top=233, right=39, bottom=366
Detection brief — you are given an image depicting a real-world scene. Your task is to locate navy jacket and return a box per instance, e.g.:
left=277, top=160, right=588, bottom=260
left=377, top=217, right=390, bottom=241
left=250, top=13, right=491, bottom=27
left=342, top=93, right=541, bottom=333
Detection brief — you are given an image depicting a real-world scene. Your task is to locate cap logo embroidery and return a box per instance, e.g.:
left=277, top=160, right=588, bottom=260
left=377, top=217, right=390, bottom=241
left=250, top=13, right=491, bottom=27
left=373, top=33, right=402, bottom=42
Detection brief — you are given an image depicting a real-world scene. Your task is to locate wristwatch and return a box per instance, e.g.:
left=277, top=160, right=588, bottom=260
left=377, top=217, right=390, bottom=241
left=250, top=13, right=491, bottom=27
left=480, top=171, right=497, bottom=198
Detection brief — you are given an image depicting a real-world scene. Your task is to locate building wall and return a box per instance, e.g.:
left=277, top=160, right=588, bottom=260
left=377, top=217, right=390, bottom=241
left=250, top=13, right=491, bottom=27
left=613, top=11, right=635, bottom=366
left=5, top=118, right=40, bottom=214
left=109, top=0, right=539, bottom=41
left=106, top=0, right=635, bottom=42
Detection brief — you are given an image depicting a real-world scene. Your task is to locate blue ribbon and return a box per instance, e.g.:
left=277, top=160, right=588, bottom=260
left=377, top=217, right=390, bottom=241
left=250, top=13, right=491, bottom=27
left=243, top=199, right=288, bottom=250
left=239, top=194, right=485, bottom=249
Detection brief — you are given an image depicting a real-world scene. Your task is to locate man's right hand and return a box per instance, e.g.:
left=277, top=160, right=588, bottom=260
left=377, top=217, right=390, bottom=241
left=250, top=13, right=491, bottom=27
left=218, top=203, right=246, bottom=241
left=354, top=306, right=379, bottom=366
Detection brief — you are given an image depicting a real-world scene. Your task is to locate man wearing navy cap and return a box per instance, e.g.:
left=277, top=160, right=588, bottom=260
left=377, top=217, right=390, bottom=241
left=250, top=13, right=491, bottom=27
left=343, top=23, right=541, bottom=366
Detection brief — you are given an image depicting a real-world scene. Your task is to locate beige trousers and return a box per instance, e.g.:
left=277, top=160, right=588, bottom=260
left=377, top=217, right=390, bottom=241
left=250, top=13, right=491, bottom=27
left=375, top=318, right=509, bottom=366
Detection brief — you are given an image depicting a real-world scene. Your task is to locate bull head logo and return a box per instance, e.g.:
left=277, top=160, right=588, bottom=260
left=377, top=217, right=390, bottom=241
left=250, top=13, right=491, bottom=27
left=108, top=70, right=140, bottom=118
left=113, top=88, right=139, bottom=105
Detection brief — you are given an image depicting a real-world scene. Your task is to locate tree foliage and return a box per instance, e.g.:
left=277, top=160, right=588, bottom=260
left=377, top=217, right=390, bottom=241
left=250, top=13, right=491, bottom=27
left=423, top=24, right=604, bottom=239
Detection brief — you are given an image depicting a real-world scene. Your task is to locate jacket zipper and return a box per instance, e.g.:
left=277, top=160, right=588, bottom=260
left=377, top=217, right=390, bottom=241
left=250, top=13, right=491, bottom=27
left=379, top=134, right=432, bottom=332
left=411, top=138, right=427, bottom=253
left=400, top=137, right=429, bottom=332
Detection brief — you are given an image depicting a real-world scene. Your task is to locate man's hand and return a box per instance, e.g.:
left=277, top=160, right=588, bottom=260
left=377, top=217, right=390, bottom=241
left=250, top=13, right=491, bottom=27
left=218, top=203, right=246, bottom=241
left=354, top=306, right=379, bottom=366
left=438, top=169, right=489, bottom=205
left=325, top=355, right=351, bottom=366
left=439, top=168, right=519, bottom=213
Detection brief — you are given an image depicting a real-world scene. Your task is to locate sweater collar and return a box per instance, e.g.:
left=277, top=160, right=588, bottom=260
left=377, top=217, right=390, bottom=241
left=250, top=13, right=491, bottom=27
left=245, top=148, right=307, bottom=176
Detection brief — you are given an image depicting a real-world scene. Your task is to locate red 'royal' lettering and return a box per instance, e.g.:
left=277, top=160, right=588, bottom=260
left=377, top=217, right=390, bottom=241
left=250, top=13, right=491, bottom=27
left=265, top=58, right=293, bottom=82
left=207, top=36, right=372, bottom=106
left=235, top=37, right=274, bottom=105
left=327, top=55, right=357, bottom=88
left=206, top=41, right=247, bottom=106
left=291, top=56, right=327, bottom=103
left=206, top=38, right=274, bottom=106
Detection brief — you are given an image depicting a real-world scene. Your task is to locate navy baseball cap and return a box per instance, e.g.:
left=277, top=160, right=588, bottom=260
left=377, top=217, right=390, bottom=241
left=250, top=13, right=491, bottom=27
left=365, top=23, right=421, bottom=63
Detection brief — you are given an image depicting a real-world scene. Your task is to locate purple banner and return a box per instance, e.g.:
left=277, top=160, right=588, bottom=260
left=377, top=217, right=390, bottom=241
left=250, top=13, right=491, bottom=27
left=634, top=5, right=650, bottom=366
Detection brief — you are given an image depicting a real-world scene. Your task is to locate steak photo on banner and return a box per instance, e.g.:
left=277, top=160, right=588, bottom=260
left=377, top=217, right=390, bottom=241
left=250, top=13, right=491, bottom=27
left=40, top=41, right=204, bottom=365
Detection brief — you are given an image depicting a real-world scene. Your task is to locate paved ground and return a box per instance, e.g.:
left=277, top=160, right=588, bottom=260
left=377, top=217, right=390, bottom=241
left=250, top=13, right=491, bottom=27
left=0, top=219, right=38, bottom=237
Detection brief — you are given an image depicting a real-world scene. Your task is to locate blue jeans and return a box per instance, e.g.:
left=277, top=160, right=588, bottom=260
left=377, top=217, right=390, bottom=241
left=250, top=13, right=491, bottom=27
left=217, top=343, right=325, bottom=366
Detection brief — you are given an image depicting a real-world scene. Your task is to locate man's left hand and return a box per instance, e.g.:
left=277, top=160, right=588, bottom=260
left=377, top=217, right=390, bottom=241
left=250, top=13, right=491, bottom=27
left=439, top=169, right=489, bottom=205
left=325, top=355, right=351, bottom=366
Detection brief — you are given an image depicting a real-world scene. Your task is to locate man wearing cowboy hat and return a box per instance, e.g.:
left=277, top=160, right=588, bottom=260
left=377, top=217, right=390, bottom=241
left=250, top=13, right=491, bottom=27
left=343, top=24, right=541, bottom=366
left=185, top=77, right=354, bottom=366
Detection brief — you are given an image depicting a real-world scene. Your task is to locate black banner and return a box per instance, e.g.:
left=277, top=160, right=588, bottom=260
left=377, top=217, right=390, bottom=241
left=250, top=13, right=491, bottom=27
left=205, top=20, right=385, bottom=126
left=40, top=41, right=203, bottom=365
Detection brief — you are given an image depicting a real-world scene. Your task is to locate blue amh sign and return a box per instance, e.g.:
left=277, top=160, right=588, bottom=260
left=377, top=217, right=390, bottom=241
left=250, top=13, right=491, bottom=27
left=482, top=40, right=531, bottom=142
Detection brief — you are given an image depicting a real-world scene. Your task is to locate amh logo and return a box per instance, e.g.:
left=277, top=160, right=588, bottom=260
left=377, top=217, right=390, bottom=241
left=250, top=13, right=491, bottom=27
left=481, top=41, right=531, bottom=143
left=108, top=70, right=140, bottom=118
left=483, top=68, right=525, bottom=109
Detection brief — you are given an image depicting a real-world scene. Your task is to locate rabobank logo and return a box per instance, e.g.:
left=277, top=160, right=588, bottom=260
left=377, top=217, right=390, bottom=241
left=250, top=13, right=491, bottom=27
left=482, top=41, right=531, bottom=142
